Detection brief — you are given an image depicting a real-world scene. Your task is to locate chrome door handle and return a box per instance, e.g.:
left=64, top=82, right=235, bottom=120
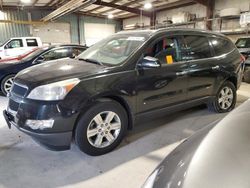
left=212, top=65, right=220, bottom=70
left=176, top=71, right=188, bottom=76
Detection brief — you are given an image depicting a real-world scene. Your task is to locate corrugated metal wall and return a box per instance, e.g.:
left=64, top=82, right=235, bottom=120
left=0, top=10, right=122, bottom=45
left=0, top=10, right=30, bottom=44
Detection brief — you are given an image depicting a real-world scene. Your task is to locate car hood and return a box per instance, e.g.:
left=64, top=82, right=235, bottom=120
left=15, top=58, right=109, bottom=87
left=147, top=99, right=250, bottom=188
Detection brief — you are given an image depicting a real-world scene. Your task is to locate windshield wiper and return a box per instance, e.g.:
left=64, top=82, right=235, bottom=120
left=78, top=58, right=103, bottom=66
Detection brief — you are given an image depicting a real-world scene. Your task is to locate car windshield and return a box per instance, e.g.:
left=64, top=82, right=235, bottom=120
left=235, top=38, right=250, bottom=48
left=78, top=33, right=149, bottom=66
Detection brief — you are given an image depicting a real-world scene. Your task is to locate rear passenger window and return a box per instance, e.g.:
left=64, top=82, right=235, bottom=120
left=209, top=37, right=235, bottom=56
left=26, top=39, right=38, bottom=47
left=184, top=35, right=212, bottom=60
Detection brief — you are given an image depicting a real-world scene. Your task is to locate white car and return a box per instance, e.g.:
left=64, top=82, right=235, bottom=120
left=0, top=37, right=42, bottom=59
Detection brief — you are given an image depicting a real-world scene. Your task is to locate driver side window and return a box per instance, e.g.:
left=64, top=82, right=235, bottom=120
left=42, top=48, right=70, bottom=61
left=5, top=39, right=23, bottom=49
left=145, top=36, right=185, bottom=65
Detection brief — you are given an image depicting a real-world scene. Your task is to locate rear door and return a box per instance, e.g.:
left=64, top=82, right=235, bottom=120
left=184, top=35, right=217, bottom=100
left=136, top=35, right=189, bottom=113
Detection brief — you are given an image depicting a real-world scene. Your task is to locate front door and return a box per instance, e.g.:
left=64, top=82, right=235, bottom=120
left=4, top=39, right=25, bottom=57
left=136, top=35, right=189, bottom=114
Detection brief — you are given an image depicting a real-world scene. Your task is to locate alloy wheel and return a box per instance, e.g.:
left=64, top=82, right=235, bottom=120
left=4, top=77, right=14, bottom=94
left=87, top=111, right=121, bottom=148
left=218, top=86, right=234, bottom=110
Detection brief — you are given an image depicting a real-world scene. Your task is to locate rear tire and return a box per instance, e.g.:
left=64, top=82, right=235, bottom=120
left=1, top=74, right=15, bottom=96
left=208, top=81, right=236, bottom=113
left=75, top=100, right=128, bottom=156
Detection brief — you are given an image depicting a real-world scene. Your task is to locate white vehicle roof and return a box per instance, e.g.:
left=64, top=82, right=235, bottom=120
left=9, top=37, right=41, bottom=40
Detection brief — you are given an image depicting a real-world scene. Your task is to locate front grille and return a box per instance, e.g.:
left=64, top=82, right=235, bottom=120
left=11, top=83, right=28, bottom=97
left=8, top=99, right=19, bottom=112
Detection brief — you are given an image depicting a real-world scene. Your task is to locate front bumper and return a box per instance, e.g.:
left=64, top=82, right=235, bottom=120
left=3, top=109, right=73, bottom=151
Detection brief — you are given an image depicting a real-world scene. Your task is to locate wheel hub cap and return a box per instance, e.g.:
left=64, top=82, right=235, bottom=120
left=87, top=111, right=121, bottom=148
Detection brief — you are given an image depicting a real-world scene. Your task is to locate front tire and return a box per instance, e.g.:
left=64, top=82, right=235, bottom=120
left=208, top=81, right=236, bottom=113
left=75, top=100, right=128, bottom=156
left=1, top=74, right=15, bottom=96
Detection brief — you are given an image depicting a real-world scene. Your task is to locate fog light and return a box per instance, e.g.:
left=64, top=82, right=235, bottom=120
left=25, top=119, right=54, bottom=130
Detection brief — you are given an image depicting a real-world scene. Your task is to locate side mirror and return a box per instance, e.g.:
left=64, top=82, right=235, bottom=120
left=138, top=56, right=161, bottom=69
left=35, top=56, right=45, bottom=64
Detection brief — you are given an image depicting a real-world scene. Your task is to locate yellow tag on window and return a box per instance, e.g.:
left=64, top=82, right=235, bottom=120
left=166, top=55, right=173, bottom=64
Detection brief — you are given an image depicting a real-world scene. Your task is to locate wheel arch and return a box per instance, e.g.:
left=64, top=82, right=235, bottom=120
left=94, top=95, right=134, bottom=130
left=97, top=95, right=134, bottom=130
left=226, top=76, right=237, bottom=89
left=73, top=94, right=134, bottom=135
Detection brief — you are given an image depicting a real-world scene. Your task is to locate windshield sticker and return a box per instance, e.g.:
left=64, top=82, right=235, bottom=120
left=127, top=37, right=145, bottom=41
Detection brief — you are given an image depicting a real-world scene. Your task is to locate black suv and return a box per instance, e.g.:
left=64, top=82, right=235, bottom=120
left=235, top=37, right=250, bottom=83
left=4, top=29, right=243, bottom=156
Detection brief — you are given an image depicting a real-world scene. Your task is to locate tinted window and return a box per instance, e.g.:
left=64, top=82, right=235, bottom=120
left=26, top=39, right=38, bottom=47
left=42, top=48, right=71, bottom=61
left=184, top=35, right=212, bottom=60
left=210, top=37, right=235, bottom=56
left=145, top=36, right=185, bottom=64
left=235, top=38, right=250, bottom=48
left=5, top=39, right=23, bottom=49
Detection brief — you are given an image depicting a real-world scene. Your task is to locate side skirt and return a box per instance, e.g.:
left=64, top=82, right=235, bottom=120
left=135, top=96, right=215, bottom=122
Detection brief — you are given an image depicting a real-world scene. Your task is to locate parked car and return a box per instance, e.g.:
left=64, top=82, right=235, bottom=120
left=0, top=47, right=39, bottom=63
left=235, top=37, right=250, bottom=83
left=0, top=37, right=42, bottom=60
left=4, top=28, right=243, bottom=156
left=0, top=44, right=87, bottom=95
left=142, top=99, right=250, bottom=188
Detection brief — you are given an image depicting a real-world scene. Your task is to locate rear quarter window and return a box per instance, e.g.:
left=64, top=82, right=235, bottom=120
left=209, top=37, right=235, bottom=56
left=26, top=39, right=38, bottom=47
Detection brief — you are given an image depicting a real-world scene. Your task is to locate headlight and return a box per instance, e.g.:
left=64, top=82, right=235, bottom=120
left=27, top=78, right=80, bottom=101
left=142, top=168, right=160, bottom=188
